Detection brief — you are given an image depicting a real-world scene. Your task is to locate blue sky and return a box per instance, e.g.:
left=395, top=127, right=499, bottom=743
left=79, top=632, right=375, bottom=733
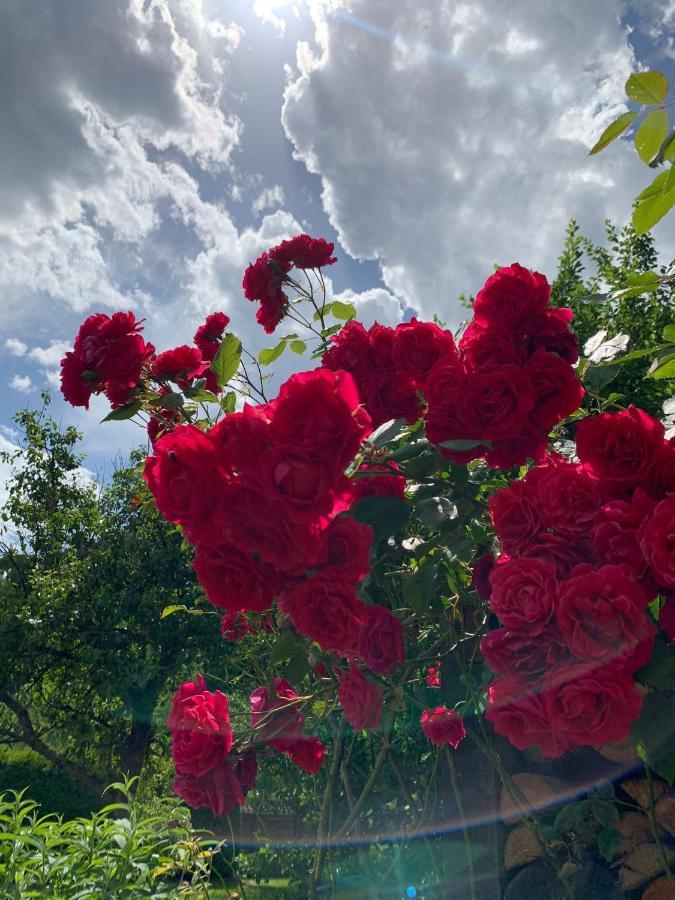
left=1, top=0, right=674, bottom=479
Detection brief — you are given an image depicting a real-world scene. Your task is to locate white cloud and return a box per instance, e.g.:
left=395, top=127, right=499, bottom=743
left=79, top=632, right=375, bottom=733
left=9, top=375, right=33, bottom=394
left=282, top=0, right=675, bottom=327
left=28, top=341, right=71, bottom=368
left=332, top=287, right=403, bottom=327
left=4, top=339, right=27, bottom=357
left=252, top=184, right=287, bottom=215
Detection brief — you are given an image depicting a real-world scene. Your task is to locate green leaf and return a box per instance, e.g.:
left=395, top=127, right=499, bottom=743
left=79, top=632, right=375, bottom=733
left=439, top=439, right=491, bottom=452
left=148, top=391, right=184, bottom=409
left=589, top=110, right=638, bottom=155
left=182, top=388, right=219, bottom=404
left=414, top=496, right=458, bottom=529
left=269, top=630, right=299, bottom=665
left=403, top=564, right=438, bottom=615
left=210, top=333, right=242, bottom=386
left=351, top=495, right=410, bottom=541
left=221, top=390, right=237, bottom=413
left=258, top=341, right=287, bottom=365
left=368, top=418, right=407, bottom=448
left=662, top=130, right=675, bottom=161
left=635, top=109, right=669, bottom=164
left=290, top=340, right=307, bottom=355
left=663, top=324, right=675, bottom=342
left=553, top=800, right=589, bottom=834
left=597, top=827, right=623, bottom=863
left=101, top=400, right=143, bottom=423
left=625, top=70, right=669, bottom=105
left=320, top=323, right=342, bottom=339
left=636, top=636, right=675, bottom=690
left=590, top=799, right=620, bottom=828
left=160, top=604, right=189, bottom=619
left=331, top=300, right=356, bottom=320
left=649, top=352, right=675, bottom=379
left=631, top=690, right=675, bottom=784
left=592, top=344, right=665, bottom=367
left=585, top=362, right=621, bottom=392
left=633, top=166, right=675, bottom=233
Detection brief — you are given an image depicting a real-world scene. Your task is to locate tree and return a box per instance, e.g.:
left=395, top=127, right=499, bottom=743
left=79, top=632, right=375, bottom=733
left=0, top=398, right=224, bottom=795
left=551, top=218, right=674, bottom=415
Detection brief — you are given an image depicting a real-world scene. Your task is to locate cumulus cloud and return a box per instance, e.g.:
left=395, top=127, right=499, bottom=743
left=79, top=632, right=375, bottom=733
left=282, top=0, right=675, bottom=326
left=4, top=339, right=27, bottom=357
left=9, top=375, right=32, bottom=394
left=252, top=184, right=287, bottom=215
left=332, top=287, right=403, bottom=327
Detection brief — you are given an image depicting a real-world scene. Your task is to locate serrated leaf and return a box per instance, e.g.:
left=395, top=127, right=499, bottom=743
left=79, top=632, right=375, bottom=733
left=649, top=352, right=675, bottom=379
left=663, top=324, right=675, bottom=342
left=590, top=799, right=620, bottom=828
left=625, top=70, right=669, bottom=105
left=320, top=323, right=342, bottom=339
left=553, top=800, right=589, bottom=834
left=635, top=109, right=669, bottom=164
left=368, top=418, right=407, bottom=448
left=210, top=333, right=242, bottom=386
left=290, top=340, right=307, bottom=355
left=101, top=400, right=143, bottom=422
left=633, top=166, right=675, bottom=233
left=351, top=495, right=410, bottom=541
left=589, top=110, right=638, bottom=155
left=258, top=341, right=287, bottom=365
left=597, top=827, right=623, bottom=863
left=414, top=496, right=458, bottom=529
left=270, top=630, right=299, bottom=665
left=183, top=388, right=219, bottom=403
left=221, top=390, right=236, bottom=413
left=331, top=300, right=356, bottom=320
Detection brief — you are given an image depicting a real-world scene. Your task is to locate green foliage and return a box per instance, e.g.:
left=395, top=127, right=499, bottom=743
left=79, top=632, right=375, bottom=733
left=210, top=333, right=242, bottom=387
left=0, top=401, right=227, bottom=796
left=0, top=747, right=99, bottom=820
left=589, top=69, right=675, bottom=231
left=550, top=219, right=674, bottom=414
left=0, top=778, right=221, bottom=898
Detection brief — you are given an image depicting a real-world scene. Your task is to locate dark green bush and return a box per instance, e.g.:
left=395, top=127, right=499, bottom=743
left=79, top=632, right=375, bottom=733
left=0, top=746, right=100, bottom=819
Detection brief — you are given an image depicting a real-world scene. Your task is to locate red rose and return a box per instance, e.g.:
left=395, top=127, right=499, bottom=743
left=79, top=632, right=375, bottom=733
left=639, top=496, right=675, bottom=591
left=525, top=308, right=579, bottom=364
left=426, top=665, right=441, bottom=688
left=489, top=481, right=543, bottom=555
left=524, top=350, right=584, bottom=432
left=520, top=533, right=585, bottom=580
left=194, top=311, right=230, bottom=360
left=455, top=364, right=534, bottom=441
left=392, top=319, right=458, bottom=383
left=363, top=371, right=422, bottom=427
left=151, top=345, right=203, bottom=387
left=424, top=352, right=466, bottom=412
left=660, top=597, right=675, bottom=642
left=235, top=751, right=258, bottom=797
left=546, top=665, right=643, bottom=748
left=556, top=566, right=653, bottom=671
left=210, top=404, right=272, bottom=474
left=279, top=573, right=367, bottom=654
left=591, top=489, right=657, bottom=584
left=533, top=457, right=602, bottom=537
left=173, top=760, right=244, bottom=817
left=472, top=552, right=496, bottom=600
left=486, top=680, right=566, bottom=758
left=143, top=425, right=227, bottom=542
left=358, top=605, right=405, bottom=675
left=352, top=463, right=406, bottom=502
left=220, top=612, right=253, bottom=641
left=317, top=516, right=373, bottom=583
left=480, top=626, right=571, bottom=684
left=271, top=234, right=337, bottom=269
left=194, top=543, right=280, bottom=613
left=484, top=430, right=548, bottom=470
left=575, top=406, right=665, bottom=495
left=210, top=482, right=322, bottom=575
left=338, top=664, right=383, bottom=731
left=459, top=320, right=523, bottom=369
left=259, top=441, right=348, bottom=522
left=488, top=557, right=558, bottom=634
left=60, top=352, right=95, bottom=408
left=273, top=737, right=327, bottom=774
left=322, top=320, right=372, bottom=381
left=167, top=675, right=232, bottom=776
left=651, top=439, right=675, bottom=496
left=473, top=264, right=550, bottom=333
left=420, top=706, right=466, bottom=749
left=256, top=289, right=289, bottom=333
left=367, top=323, right=396, bottom=369
left=250, top=678, right=305, bottom=744
left=270, top=369, right=371, bottom=473
left=243, top=252, right=290, bottom=302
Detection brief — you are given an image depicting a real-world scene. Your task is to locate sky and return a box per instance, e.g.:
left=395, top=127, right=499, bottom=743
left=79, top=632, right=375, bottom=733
left=1, top=0, right=675, bottom=478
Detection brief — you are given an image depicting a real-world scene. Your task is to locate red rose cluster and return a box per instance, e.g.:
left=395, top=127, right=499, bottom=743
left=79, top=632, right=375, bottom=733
left=168, top=675, right=256, bottom=818
left=60, top=312, right=155, bottom=410
left=144, top=367, right=405, bottom=675
left=323, top=265, right=583, bottom=468
left=243, top=234, right=337, bottom=333
left=484, top=406, right=675, bottom=757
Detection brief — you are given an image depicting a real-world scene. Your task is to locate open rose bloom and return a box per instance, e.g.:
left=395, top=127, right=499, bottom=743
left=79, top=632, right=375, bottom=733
left=60, top=237, right=675, bottom=895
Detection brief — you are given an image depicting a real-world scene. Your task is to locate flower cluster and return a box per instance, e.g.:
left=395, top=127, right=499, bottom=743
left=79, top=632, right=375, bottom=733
left=243, top=234, right=337, bottom=333
left=168, top=675, right=256, bottom=818
left=60, top=312, right=155, bottom=410
left=323, top=265, right=583, bottom=468
left=251, top=677, right=327, bottom=773
left=484, top=406, right=675, bottom=756
left=144, top=367, right=405, bottom=674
